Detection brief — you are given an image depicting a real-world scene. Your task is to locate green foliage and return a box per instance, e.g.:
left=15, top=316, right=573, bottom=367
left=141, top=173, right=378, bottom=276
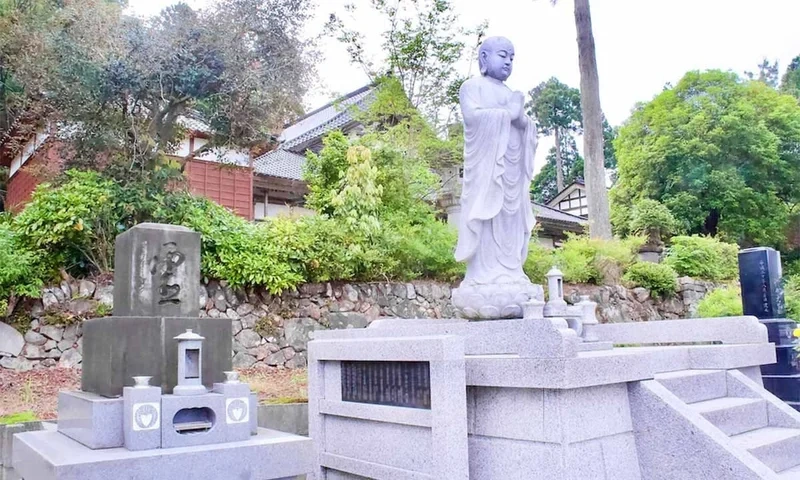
left=1, top=0, right=314, bottom=178
left=663, top=235, right=739, bottom=281
left=304, top=132, right=350, bottom=216
left=781, top=56, right=800, bottom=99
left=553, top=234, right=644, bottom=285
left=328, top=0, right=486, bottom=128
left=628, top=199, right=679, bottom=242
left=527, top=77, right=583, bottom=137
left=12, top=170, right=121, bottom=274
left=622, top=262, right=678, bottom=298
left=381, top=211, right=463, bottom=281
left=531, top=136, right=583, bottom=204
left=0, top=224, right=41, bottom=304
left=0, top=410, right=37, bottom=425
left=696, top=287, right=744, bottom=318
left=612, top=70, right=800, bottom=247
left=331, top=146, right=383, bottom=236
left=784, top=275, right=800, bottom=321
left=524, top=241, right=556, bottom=284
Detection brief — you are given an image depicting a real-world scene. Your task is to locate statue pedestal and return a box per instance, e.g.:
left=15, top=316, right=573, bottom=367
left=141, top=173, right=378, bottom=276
left=452, top=281, right=544, bottom=320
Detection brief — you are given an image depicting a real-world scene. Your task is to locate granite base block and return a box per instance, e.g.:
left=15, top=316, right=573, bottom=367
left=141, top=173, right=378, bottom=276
left=81, top=316, right=231, bottom=397
left=57, top=391, right=123, bottom=449
left=161, top=393, right=226, bottom=448
left=213, top=382, right=252, bottom=442
left=123, top=385, right=162, bottom=451
left=12, top=428, right=313, bottom=480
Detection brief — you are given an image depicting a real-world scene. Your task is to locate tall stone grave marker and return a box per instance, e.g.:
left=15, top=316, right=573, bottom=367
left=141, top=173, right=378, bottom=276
left=738, top=246, right=799, bottom=410
left=113, top=223, right=201, bottom=318
left=82, top=223, right=231, bottom=397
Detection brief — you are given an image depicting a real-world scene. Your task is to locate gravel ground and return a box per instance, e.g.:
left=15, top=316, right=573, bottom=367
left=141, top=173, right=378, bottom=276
left=0, top=366, right=308, bottom=420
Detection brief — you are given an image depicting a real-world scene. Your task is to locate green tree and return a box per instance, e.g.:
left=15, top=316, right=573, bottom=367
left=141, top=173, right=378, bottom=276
left=327, top=0, right=486, bottom=129
left=612, top=70, right=800, bottom=247
left=781, top=56, right=800, bottom=99
left=746, top=58, right=780, bottom=88
left=527, top=77, right=582, bottom=192
left=548, top=0, right=612, bottom=239
left=1, top=0, right=315, bottom=180
left=531, top=135, right=583, bottom=204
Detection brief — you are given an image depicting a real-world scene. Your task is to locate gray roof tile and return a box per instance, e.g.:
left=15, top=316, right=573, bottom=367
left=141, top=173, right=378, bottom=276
left=253, top=149, right=307, bottom=180
left=533, top=202, right=588, bottom=226
left=277, top=85, right=375, bottom=152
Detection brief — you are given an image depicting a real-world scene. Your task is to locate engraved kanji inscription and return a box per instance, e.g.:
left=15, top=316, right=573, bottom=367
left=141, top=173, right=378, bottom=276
left=150, top=242, right=186, bottom=305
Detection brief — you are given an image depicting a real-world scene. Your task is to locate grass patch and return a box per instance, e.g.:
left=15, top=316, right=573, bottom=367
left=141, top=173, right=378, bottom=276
left=0, top=410, right=38, bottom=425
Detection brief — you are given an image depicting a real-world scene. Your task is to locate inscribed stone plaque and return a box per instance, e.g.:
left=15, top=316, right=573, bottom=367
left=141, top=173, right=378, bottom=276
left=738, top=247, right=786, bottom=319
left=114, top=223, right=201, bottom=318
left=341, top=361, right=431, bottom=409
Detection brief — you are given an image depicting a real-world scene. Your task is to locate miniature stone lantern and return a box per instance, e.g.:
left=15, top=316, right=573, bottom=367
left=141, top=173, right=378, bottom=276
left=174, top=329, right=206, bottom=396
left=544, top=266, right=568, bottom=317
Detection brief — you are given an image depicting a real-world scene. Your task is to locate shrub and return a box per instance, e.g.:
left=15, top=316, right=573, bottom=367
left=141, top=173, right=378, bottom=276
left=696, top=287, right=744, bottom=318
left=784, top=275, right=800, bottom=321
left=524, top=241, right=556, bottom=284
left=0, top=224, right=43, bottom=310
left=663, top=235, right=739, bottom=281
left=629, top=199, right=678, bottom=243
left=622, top=262, right=678, bottom=297
left=382, top=212, right=463, bottom=281
left=553, top=234, right=645, bottom=285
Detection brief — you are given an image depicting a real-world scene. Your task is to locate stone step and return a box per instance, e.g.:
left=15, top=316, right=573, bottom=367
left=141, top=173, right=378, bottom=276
left=690, top=397, right=768, bottom=436
left=655, top=369, right=727, bottom=404
left=732, top=427, right=800, bottom=473
left=778, top=464, right=800, bottom=479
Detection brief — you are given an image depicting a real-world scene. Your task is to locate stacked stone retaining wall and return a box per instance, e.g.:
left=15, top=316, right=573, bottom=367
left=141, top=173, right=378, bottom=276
left=0, top=277, right=721, bottom=371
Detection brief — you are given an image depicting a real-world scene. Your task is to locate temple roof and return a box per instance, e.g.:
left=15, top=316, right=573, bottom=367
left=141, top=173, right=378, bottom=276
left=533, top=202, right=587, bottom=229
left=252, top=149, right=307, bottom=180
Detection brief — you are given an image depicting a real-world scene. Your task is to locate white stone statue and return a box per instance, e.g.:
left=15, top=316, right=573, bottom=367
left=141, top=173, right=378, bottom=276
left=452, top=36, right=544, bottom=319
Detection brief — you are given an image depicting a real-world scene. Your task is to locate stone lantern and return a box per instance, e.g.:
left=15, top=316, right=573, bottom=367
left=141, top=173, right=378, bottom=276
left=544, top=266, right=568, bottom=317
left=173, top=329, right=206, bottom=396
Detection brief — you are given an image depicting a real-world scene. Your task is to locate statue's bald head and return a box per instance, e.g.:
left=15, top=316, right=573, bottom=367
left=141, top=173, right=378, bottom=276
left=479, top=36, right=515, bottom=81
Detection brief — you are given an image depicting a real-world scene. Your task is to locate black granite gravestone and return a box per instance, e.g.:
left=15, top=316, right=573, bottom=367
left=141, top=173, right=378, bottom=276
left=738, top=247, right=800, bottom=410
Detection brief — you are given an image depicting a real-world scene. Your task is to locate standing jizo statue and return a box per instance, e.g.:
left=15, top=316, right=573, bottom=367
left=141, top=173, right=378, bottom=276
left=452, top=36, right=544, bottom=319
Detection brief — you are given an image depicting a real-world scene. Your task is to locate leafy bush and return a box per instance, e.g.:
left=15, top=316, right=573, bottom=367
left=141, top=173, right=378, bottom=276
left=622, top=262, right=678, bottom=297
left=696, top=287, right=744, bottom=318
left=0, top=225, right=42, bottom=303
left=524, top=241, right=556, bottom=284
left=553, top=234, right=645, bottom=285
left=663, top=235, right=739, bottom=281
left=12, top=170, right=122, bottom=275
left=629, top=199, right=679, bottom=243
left=784, top=275, right=800, bottom=321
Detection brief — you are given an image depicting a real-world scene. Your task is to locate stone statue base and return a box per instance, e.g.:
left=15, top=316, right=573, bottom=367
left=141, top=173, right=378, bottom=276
left=452, top=281, right=544, bottom=320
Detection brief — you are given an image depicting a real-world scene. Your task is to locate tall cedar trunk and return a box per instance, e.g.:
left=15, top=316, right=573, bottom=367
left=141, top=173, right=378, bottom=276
left=574, top=0, right=612, bottom=239
left=555, top=127, right=564, bottom=192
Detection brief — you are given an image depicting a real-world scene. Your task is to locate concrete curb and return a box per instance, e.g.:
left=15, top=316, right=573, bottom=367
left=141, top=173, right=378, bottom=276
left=257, top=403, right=308, bottom=436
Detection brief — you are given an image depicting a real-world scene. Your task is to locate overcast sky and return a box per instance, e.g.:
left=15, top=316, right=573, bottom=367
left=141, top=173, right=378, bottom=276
left=128, top=0, right=800, bottom=168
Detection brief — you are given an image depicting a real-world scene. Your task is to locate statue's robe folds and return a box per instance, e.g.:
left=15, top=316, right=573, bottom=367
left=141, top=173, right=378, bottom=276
left=455, top=76, right=538, bottom=285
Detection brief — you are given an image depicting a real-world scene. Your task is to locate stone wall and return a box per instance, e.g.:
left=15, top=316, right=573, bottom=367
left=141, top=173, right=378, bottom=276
left=0, top=277, right=721, bottom=372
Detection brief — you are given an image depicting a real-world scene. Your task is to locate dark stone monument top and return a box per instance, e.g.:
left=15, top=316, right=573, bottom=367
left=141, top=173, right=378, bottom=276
left=738, top=247, right=786, bottom=320
left=113, top=223, right=201, bottom=318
